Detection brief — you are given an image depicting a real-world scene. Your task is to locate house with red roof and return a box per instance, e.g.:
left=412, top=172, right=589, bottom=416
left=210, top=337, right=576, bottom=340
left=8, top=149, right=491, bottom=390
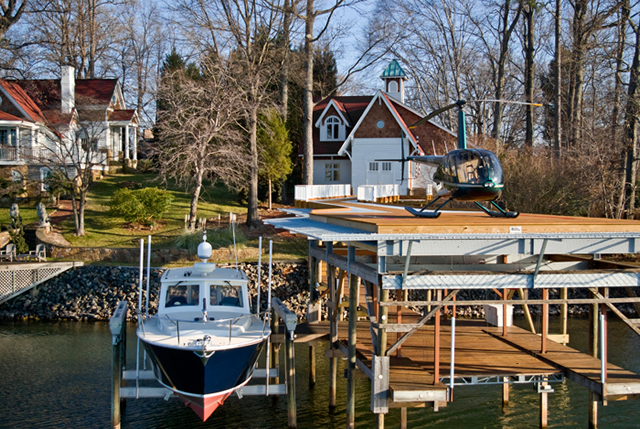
left=0, top=65, right=138, bottom=194
left=308, top=60, right=455, bottom=195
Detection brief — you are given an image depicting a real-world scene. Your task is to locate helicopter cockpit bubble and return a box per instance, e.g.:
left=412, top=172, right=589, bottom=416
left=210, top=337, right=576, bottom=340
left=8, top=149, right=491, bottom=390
left=444, top=149, right=503, bottom=185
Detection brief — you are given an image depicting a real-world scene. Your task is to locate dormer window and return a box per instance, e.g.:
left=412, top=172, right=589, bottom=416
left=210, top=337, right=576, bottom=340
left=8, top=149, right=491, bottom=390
left=323, top=116, right=344, bottom=141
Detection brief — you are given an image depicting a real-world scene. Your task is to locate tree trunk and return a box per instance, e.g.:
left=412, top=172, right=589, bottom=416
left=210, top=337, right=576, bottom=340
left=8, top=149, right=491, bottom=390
left=623, top=16, right=640, bottom=219
left=268, top=178, right=272, bottom=210
left=491, top=0, right=521, bottom=143
left=78, top=192, right=86, bottom=237
left=70, top=188, right=81, bottom=236
left=302, top=0, right=315, bottom=185
left=568, top=0, right=587, bottom=147
left=553, top=0, right=562, bottom=158
left=524, top=5, right=535, bottom=147
left=247, top=102, right=260, bottom=226
left=279, top=0, right=291, bottom=117
left=189, top=172, right=203, bottom=230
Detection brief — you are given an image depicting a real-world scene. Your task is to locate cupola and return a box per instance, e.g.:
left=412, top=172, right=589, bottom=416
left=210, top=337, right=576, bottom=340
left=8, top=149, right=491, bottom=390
left=380, top=59, right=407, bottom=103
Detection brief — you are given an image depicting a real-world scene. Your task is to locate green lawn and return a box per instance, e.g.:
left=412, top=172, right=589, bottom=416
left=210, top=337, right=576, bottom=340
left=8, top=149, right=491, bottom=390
left=54, top=173, right=307, bottom=261
left=0, top=208, right=39, bottom=228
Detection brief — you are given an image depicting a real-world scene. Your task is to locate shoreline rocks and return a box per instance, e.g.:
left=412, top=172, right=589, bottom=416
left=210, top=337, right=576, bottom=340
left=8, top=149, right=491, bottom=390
left=0, top=264, right=636, bottom=322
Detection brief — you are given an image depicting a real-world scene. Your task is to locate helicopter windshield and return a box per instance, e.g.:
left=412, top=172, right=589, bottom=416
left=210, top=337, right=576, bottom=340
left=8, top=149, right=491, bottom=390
left=447, top=149, right=502, bottom=185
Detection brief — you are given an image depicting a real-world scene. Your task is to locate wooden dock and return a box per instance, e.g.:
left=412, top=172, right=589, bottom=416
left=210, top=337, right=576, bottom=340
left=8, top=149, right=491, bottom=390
left=266, top=198, right=640, bottom=428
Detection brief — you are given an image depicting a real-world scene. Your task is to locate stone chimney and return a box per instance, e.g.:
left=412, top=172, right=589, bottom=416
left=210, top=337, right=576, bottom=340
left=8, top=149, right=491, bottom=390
left=61, top=65, right=75, bottom=115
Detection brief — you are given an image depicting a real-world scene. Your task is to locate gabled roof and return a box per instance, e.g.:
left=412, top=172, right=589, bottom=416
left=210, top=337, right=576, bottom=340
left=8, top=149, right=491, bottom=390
left=75, top=79, right=118, bottom=106
left=336, top=91, right=443, bottom=156
left=0, top=80, right=48, bottom=123
left=315, top=99, right=352, bottom=128
left=108, top=109, right=136, bottom=122
left=0, top=77, right=133, bottom=130
left=304, top=96, right=373, bottom=156
left=306, top=90, right=456, bottom=159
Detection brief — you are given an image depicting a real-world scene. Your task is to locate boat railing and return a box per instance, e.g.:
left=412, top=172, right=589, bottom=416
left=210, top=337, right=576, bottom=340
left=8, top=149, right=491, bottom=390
left=139, top=310, right=271, bottom=346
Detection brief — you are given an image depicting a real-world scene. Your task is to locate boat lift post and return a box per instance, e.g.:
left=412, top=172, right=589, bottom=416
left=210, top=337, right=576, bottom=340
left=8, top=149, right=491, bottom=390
left=110, top=300, right=128, bottom=429
left=272, top=296, right=298, bottom=428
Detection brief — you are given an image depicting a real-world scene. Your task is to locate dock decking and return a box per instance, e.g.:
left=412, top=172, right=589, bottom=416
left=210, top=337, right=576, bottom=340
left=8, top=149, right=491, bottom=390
left=267, top=197, right=640, bottom=427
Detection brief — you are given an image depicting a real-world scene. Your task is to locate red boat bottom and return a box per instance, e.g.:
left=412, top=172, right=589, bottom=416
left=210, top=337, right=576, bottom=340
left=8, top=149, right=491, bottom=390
left=178, top=391, right=233, bottom=421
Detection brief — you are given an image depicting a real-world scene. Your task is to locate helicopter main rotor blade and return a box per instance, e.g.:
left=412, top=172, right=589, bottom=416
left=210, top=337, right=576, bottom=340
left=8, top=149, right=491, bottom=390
left=409, top=101, right=460, bottom=129
left=467, top=99, right=543, bottom=107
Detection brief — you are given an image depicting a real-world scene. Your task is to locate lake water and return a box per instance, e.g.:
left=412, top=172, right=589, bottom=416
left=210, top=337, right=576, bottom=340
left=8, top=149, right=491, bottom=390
left=0, top=316, right=639, bottom=428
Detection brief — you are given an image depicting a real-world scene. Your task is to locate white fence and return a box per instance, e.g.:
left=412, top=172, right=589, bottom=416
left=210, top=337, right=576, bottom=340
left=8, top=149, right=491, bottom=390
left=357, top=184, right=399, bottom=202
left=294, top=184, right=351, bottom=201
left=0, top=262, right=83, bottom=304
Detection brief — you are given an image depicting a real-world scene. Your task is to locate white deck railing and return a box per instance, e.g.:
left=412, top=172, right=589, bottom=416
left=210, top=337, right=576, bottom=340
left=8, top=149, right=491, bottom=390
left=357, top=184, right=399, bottom=202
left=294, top=184, right=351, bottom=201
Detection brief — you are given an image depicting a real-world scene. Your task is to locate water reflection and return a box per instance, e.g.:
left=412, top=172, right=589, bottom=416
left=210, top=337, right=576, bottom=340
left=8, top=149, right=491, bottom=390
left=0, top=317, right=638, bottom=428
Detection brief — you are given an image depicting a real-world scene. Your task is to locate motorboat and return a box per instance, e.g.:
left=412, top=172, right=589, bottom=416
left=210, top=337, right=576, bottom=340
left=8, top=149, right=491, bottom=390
left=136, top=235, right=270, bottom=421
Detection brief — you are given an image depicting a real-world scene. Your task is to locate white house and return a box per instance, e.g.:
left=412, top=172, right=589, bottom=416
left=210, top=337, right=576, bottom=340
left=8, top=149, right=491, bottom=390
left=0, top=65, right=138, bottom=194
left=305, top=60, right=455, bottom=195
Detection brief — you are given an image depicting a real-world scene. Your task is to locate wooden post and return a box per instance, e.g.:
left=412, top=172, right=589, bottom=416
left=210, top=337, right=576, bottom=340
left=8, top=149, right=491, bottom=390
left=434, top=290, right=441, bottom=385
left=347, top=246, right=357, bottom=429
left=502, top=288, right=508, bottom=337
left=400, top=407, right=407, bottom=429
left=375, top=280, right=389, bottom=429
left=309, top=344, right=316, bottom=387
left=588, top=292, right=598, bottom=429
left=271, top=314, right=280, bottom=385
left=327, top=244, right=338, bottom=410
left=110, top=301, right=128, bottom=429
left=503, top=377, right=510, bottom=409
left=588, top=391, right=598, bottom=429
left=541, top=288, right=549, bottom=353
left=561, top=288, right=568, bottom=341
left=540, top=381, right=548, bottom=428
left=518, top=288, right=536, bottom=334
left=285, top=329, right=297, bottom=428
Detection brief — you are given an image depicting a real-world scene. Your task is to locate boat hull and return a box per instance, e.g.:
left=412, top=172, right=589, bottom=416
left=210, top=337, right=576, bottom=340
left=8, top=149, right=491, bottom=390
left=140, top=339, right=267, bottom=421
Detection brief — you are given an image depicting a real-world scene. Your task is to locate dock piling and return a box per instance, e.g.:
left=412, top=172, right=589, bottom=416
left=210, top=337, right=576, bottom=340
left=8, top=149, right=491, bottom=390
left=110, top=301, right=128, bottom=429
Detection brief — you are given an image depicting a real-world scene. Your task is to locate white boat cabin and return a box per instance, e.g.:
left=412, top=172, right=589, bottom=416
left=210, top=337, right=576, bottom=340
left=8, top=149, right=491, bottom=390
left=158, top=264, right=252, bottom=321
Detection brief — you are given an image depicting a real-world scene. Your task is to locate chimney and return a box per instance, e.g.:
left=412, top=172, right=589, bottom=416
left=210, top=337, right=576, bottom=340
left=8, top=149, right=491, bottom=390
left=61, top=65, right=75, bottom=114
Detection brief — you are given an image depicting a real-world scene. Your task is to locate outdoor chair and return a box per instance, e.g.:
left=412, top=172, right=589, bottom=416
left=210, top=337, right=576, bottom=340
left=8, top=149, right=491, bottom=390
left=0, top=243, right=16, bottom=262
left=17, top=244, right=46, bottom=262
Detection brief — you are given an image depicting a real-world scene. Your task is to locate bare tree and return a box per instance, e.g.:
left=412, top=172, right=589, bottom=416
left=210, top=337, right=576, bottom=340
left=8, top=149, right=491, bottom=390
left=0, top=0, right=27, bottom=40
left=295, top=0, right=351, bottom=185
left=155, top=59, right=249, bottom=230
left=33, top=108, right=109, bottom=236
left=116, top=0, right=167, bottom=128
left=25, top=0, right=129, bottom=77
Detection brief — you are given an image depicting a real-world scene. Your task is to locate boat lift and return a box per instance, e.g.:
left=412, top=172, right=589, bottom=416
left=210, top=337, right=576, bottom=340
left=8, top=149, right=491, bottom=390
left=110, top=298, right=299, bottom=428
left=109, top=235, right=300, bottom=429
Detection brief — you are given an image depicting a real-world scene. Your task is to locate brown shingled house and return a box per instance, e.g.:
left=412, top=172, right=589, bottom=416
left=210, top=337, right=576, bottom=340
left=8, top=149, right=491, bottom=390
left=0, top=66, right=138, bottom=195
left=305, top=60, right=455, bottom=195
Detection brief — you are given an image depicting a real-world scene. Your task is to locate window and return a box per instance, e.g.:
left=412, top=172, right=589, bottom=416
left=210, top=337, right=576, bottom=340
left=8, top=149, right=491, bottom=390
left=369, top=162, right=379, bottom=171
left=325, top=163, right=340, bottom=182
left=11, top=170, right=22, bottom=183
left=40, top=167, right=52, bottom=192
left=165, top=284, right=200, bottom=307
left=325, top=116, right=341, bottom=140
left=210, top=284, right=243, bottom=307
left=388, top=81, right=398, bottom=93
left=0, top=128, right=16, bottom=146
left=382, top=162, right=392, bottom=171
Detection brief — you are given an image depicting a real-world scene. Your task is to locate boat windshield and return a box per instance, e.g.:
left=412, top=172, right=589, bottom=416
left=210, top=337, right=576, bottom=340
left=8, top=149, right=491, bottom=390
left=210, top=284, right=243, bottom=308
left=165, top=283, right=200, bottom=307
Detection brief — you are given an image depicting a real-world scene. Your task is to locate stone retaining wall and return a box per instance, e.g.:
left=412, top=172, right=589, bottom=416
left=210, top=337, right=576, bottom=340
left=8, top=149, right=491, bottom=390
left=48, top=245, right=262, bottom=264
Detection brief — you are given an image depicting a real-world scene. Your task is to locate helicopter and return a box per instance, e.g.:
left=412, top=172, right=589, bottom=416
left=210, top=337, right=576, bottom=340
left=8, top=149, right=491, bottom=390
left=385, top=99, right=540, bottom=219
